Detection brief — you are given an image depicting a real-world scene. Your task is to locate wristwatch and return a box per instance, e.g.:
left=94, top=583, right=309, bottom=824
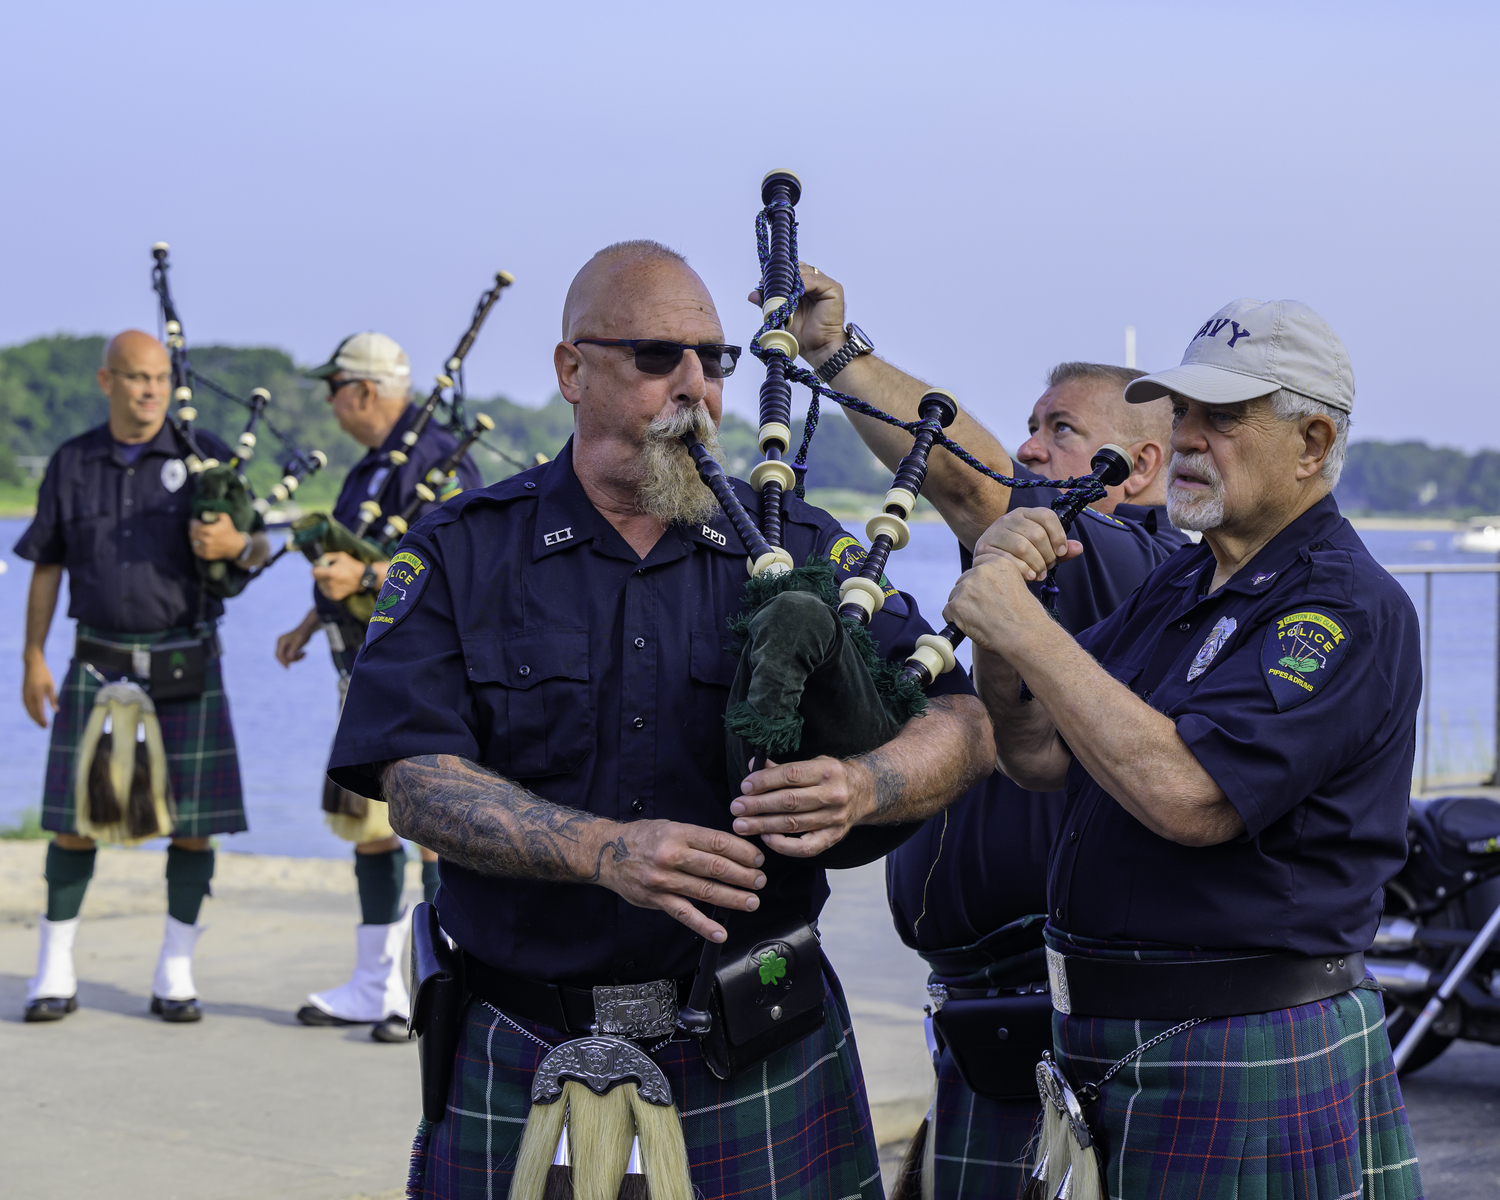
left=235, top=533, right=253, bottom=566
left=359, top=564, right=380, bottom=593
left=814, top=323, right=875, bottom=383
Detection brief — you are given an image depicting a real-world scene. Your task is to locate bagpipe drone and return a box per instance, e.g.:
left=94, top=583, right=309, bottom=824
left=150, top=243, right=328, bottom=597
left=263, top=271, right=513, bottom=623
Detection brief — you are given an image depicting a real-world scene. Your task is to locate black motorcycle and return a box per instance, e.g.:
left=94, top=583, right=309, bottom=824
left=1368, top=795, right=1500, bottom=1073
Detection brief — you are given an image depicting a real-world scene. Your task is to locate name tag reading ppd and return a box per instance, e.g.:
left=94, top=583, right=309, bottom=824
left=702, top=525, right=726, bottom=546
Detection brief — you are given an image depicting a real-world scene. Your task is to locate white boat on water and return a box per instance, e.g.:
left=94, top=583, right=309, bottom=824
left=1454, top=517, right=1500, bottom=554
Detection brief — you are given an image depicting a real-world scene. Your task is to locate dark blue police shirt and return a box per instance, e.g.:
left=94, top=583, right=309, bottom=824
left=887, top=472, right=1187, bottom=956
left=328, top=439, right=974, bottom=984
left=315, top=404, right=483, bottom=628
left=1049, top=493, right=1419, bottom=956
left=14, top=421, right=236, bottom=633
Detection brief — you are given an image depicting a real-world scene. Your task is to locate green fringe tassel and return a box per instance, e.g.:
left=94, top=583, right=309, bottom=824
left=724, top=704, right=805, bottom=759
left=725, top=557, right=929, bottom=731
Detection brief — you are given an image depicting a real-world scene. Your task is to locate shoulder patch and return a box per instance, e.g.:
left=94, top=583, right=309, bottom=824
left=826, top=533, right=909, bottom=617
left=1261, top=608, right=1350, bottom=711
left=366, top=550, right=431, bottom=644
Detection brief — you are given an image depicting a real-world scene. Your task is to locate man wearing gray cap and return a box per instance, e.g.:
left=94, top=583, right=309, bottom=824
left=945, top=299, right=1424, bottom=1197
left=274, top=331, right=482, bottom=1041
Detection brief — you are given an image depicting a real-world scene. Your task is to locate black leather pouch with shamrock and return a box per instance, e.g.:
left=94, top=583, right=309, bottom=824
left=701, top=917, right=826, bottom=1081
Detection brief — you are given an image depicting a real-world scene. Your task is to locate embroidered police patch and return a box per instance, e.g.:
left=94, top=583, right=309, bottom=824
left=827, top=535, right=908, bottom=617
left=366, top=550, right=429, bottom=643
left=1262, top=608, right=1349, bottom=711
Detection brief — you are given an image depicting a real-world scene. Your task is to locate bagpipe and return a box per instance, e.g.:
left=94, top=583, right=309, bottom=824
left=683, top=170, right=1124, bottom=864
left=150, top=243, right=328, bottom=597
left=272, top=271, right=513, bottom=623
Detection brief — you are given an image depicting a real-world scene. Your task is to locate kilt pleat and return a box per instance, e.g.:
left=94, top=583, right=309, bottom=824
left=410, top=965, right=882, bottom=1200
left=41, top=626, right=247, bottom=838
left=1048, top=931, right=1423, bottom=1200
left=929, top=1052, right=1039, bottom=1198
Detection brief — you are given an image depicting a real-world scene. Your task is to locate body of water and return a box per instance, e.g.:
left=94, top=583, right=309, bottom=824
left=0, top=515, right=1495, bottom=856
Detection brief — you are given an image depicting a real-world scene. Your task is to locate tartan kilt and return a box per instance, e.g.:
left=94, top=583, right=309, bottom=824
left=1049, top=931, right=1423, bottom=1200
left=41, top=625, right=247, bottom=838
left=930, top=1053, right=1039, bottom=1199
left=409, top=965, right=882, bottom=1200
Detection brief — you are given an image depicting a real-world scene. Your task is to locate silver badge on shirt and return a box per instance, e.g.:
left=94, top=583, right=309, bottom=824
left=160, top=458, right=187, bottom=493
left=1186, top=615, right=1237, bottom=681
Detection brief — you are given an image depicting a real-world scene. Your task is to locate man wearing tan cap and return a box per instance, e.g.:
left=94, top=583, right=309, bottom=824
left=274, top=331, right=481, bottom=1041
left=945, top=299, right=1424, bottom=1198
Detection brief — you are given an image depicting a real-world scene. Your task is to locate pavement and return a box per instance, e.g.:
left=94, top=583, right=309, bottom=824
left=0, top=845, right=933, bottom=1199
left=4, top=841, right=1495, bottom=1199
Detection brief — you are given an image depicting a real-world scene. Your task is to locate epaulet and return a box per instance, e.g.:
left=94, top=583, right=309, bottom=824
left=1079, top=507, right=1130, bottom=531
left=406, top=462, right=549, bottom=538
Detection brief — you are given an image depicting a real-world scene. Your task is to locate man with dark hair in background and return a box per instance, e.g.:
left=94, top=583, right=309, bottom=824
left=756, top=266, right=1185, bottom=1196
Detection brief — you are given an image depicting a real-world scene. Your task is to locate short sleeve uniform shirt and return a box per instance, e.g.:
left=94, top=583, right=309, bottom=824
left=316, top=404, right=484, bottom=630
left=14, top=421, right=237, bottom=633
left=887, top=474, right=1187, bottom=955
left=329, top=439, right=975, bottom=983
left=1049, top=494, right=1420, bottom=956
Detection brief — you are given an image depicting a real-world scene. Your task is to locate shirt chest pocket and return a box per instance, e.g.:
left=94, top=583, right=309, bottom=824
left=462, top=626, right=593, bottom=780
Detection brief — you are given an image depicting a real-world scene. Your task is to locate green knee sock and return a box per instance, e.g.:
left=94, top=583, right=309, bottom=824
left=45, top=843, right=96, bottom=921
left=355, top=848, right=405, bottom=925
left=166, top=846, right=215, bottom=925
left=421, top=859, right=439, bottom=905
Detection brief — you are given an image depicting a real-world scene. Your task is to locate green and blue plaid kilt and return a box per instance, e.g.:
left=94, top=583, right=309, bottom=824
left=409, top=966, right=882, bottom=1200
left=1048, top=929, right=1423, bottom=1200
left=929, top=1052, right=1039, bottom=1198
left=41, top=624, right=247, bottom=838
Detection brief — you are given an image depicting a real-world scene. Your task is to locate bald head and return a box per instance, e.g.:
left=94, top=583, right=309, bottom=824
left=103, top=329, right=169, bottom=372
left=561, top=240, right=716, bottom=342
left=98, top=329, right=172, bottom=444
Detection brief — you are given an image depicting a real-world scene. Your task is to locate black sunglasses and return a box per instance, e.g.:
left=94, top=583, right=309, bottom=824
left=326, top=377, right=364, bottom=398
left=572, top=338, right=741, bottom=379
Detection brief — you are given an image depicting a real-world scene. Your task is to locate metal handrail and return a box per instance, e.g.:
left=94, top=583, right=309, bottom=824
left=1380, top=561, right=1500, bottom=791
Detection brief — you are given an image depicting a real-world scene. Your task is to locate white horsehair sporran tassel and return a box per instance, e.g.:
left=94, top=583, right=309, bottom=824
left=511, top=1035, right=692, bottom=1200
left=1024, top=1052, right=1102, bottom=1200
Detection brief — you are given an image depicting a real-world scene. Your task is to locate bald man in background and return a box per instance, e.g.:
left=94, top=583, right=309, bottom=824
left=16, top=331, right=269, bottom=1024
left=760, top=267, right=1186, bottom=1196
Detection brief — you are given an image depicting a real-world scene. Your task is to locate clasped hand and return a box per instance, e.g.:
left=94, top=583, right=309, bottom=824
left=313, top=550, right=369, bottom=601
left=188, top=512, right=247, bottom=562
left=944, top=507, right=1084, bottom=655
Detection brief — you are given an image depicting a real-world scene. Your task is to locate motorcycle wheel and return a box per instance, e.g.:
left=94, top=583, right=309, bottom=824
left=1382, top=1001, right=1454, bottom=1075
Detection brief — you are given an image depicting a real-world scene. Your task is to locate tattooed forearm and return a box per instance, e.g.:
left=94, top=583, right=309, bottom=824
left=849, top=693, right=994, bottom=824
left=587, top=836, right=631, bottom=884
left=381, top=754, right=610, bottom=883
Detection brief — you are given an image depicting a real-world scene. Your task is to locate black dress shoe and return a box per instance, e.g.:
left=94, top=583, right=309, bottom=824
left=24, top=996, right=77, bottom=1023
left=151, top=996, right=203, bottom=1023
left=297, top=1004, right=361, bottom=1027
left=371, top=1016, right=412, bottom=1043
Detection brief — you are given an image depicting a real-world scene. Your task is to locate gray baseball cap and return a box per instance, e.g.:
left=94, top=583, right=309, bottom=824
left=1124, top=298, right=1354, bottom=413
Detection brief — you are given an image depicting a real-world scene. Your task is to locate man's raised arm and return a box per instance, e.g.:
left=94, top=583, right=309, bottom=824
left=382, top=754, right=767, bottom=942
left=753, top=266, right=1015, bottom=549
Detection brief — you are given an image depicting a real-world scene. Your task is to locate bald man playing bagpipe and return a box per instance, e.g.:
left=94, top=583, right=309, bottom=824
left=327, top=240, right=994, bottom=1200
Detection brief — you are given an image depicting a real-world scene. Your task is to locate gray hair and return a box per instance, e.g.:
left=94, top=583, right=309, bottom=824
left=1047, top=361, right=1170, bottom=446
left=1047, top=361, right=1145, bottom=392
left=1267, top=389, right=1349, bottom=486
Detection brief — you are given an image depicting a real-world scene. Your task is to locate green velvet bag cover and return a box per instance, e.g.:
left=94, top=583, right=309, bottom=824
left=190, top=465, right=264, bottom=599
left=289, top=512, right=391, bottom=624
left=722, top=560, right=928, bottom=869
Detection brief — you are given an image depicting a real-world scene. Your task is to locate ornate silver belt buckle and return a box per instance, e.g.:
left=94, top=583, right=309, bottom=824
left=591, top=979, right=678, bottom=1040
left=1045, top=947, right=1072, bottom=1015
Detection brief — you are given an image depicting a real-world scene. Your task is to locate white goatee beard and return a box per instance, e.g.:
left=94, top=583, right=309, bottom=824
left=636, top=406, right=723, bottom=526
left=1165, top=451, right=1226, bottom=532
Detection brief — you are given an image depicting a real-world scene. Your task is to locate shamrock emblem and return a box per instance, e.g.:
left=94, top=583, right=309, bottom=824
left=756, top=949, right=787, bottom=987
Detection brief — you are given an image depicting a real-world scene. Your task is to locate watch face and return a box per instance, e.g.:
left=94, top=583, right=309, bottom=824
left=847, top=323, right=873, bottom=352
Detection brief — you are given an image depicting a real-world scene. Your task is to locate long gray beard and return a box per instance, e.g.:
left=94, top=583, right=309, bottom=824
left=637, top=406, right=723, bottom=526
left=1165, top=450, right=1226, bottom=531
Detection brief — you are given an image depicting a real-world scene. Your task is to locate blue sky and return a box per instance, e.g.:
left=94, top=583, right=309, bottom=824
left=2, top=2, right=1495, bottom=450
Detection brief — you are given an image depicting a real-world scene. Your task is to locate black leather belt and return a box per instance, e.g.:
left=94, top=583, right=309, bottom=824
left=75, top=633, right=218, bottom=678
left=463, top=953, right=691, bottom=1038
left=1046, top=948, right=1367, bottom=1020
